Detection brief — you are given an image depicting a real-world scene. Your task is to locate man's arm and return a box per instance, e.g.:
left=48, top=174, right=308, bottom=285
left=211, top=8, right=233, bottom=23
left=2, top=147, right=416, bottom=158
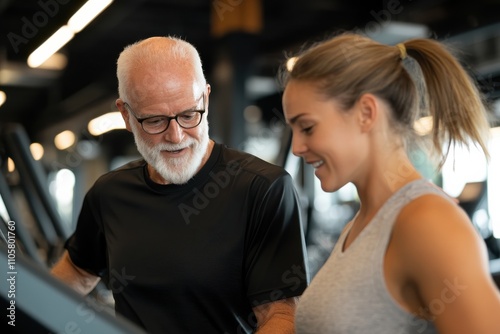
left=51, top=250, right=101, bottom=295
left=253, top=297, right=297, bottom=333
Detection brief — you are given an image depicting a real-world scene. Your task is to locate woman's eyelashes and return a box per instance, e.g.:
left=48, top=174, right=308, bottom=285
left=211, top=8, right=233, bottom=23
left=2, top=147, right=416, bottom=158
left=300, top=124, right=314, bottom=135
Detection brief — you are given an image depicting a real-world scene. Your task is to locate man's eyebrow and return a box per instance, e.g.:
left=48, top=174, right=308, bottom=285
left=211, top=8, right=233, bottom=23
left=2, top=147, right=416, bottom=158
left=141, top=103, right=202, bottom=118
left=181, top=105, right=202, bottom=112
left=178, top=96, right=205, bottom=113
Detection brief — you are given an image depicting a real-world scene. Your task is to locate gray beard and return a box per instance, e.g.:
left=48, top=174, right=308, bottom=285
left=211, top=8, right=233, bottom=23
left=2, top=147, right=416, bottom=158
left=134, top=122, right=210, bottom=184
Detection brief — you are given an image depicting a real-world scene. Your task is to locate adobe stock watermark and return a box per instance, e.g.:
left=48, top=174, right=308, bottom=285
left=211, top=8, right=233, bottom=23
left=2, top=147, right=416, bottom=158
left=177, top=106, right=288, bottom=225
left=238, top=107, right=287, bottom=155
left=340, top=0, right=405, bottom=62
left=62, top=267, right=135, bottom=334
left=408, top=277, right=467, bottom=333
left=49, top=127, right=105, bottom=172
left=226, top=264, right=307, bottom=334
left=7, top=0, right=71, bottom=54
left=178, top=159, right=243, bottom=224
left=5, top=220, right=17, bottom=328
left=362, top=0, right=404, bottom=36
left=383, top=155, right=416, bottom=192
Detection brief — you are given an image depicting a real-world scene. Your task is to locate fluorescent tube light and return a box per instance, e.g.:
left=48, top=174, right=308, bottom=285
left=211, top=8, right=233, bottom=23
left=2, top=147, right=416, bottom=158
left=27, top=26, right=74, bottom=68
left=0, top=90, right=6, bottom=107
left=68, top=0, right=114, bottom=33
left=88, top=112, right=126, bottom=136
left=54, top=130, right=76, bottom=150
left=27, top=0, right=114, bottom=68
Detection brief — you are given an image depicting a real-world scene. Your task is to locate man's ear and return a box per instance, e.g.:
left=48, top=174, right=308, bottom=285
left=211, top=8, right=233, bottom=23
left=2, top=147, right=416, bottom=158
left=116, top=99, right=133, bottom=132
left=205, top=83, right=211, bottom=113
left=357, top=93, right=378, bottom=132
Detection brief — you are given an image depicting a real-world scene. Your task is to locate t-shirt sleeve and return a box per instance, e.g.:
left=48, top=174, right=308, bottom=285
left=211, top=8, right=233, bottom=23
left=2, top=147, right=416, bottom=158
left=65, top=189, right=108, bottom=277
left=244, top=173, right=309, bottom=306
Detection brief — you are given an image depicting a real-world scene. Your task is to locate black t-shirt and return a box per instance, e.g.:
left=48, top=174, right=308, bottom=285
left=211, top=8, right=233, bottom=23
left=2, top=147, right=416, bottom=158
left=66, top=143, right=309, bottom=333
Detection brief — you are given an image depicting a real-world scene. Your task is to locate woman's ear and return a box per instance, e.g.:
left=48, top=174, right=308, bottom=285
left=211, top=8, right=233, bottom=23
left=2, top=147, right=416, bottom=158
left=357, top=93, right=378, bottom=132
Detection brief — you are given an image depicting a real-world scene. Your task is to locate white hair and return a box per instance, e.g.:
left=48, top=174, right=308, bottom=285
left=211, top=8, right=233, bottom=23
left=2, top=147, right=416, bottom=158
left=116, top=36, right=206, bottom=103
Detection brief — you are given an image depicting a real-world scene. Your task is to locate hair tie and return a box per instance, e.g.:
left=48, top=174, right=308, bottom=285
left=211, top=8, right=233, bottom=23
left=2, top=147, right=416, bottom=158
left=396, top=43, right=407, bottom=60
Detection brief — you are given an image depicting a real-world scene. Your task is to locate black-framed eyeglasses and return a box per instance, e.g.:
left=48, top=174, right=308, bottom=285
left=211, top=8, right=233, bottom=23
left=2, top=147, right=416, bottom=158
left=124, top=95, right=205, bottom=135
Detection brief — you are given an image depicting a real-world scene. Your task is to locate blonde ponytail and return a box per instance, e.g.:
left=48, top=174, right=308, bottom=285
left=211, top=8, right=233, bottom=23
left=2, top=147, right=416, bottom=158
left=405, top=38, right=490, bottom=164
left=281, top=33, right=491, bottom=168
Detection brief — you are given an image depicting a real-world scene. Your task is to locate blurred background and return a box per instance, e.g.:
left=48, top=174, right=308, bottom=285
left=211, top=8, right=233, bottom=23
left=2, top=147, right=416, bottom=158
left=1, top=0, right=500, bottom=307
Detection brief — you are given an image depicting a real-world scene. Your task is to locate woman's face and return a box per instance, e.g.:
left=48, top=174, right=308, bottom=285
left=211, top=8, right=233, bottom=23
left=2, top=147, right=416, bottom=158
left=282, top=80, right=369, bottom=192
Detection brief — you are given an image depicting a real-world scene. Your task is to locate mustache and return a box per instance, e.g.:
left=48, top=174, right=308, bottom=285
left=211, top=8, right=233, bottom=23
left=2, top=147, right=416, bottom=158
left=152, top=140, right=195, bottom=152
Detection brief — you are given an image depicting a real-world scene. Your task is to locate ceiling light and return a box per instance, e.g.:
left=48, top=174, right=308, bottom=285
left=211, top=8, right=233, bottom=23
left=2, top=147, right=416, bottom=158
left=414, top=116, right=433, bottom=136
left=88, top=112, right=126, bottom=136
left=28, top=26, right=74, bottom=68
left=0, top=91, right=6, bottom=107
left=30, top=142, right=44, bottom=160
left=37, top=53, right=68, bottom=70
left=68, top=0, right=114, bottom=33
left=27, top=0, right=114, bottom=68
left=7, top=158, right=15, bottom=173
left=54, top=130, right=76, bottom=150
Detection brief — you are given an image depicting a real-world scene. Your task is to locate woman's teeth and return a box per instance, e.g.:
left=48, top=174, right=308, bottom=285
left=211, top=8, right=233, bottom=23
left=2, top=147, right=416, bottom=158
left=312, top=161, right=323, bottom=168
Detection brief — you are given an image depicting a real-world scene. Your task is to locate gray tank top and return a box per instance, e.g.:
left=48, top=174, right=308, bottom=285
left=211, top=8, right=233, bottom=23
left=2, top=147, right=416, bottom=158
left=296, top=179, right=441, bottom=333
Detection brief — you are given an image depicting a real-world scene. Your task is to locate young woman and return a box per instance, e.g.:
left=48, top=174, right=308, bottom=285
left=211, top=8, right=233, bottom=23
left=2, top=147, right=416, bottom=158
left=281, top=33, right=500, bottom=333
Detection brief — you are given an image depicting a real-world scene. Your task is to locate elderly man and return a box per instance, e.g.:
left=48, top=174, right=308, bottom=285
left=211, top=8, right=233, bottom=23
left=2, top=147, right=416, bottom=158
left=51, top=36, right=308, bottom=334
